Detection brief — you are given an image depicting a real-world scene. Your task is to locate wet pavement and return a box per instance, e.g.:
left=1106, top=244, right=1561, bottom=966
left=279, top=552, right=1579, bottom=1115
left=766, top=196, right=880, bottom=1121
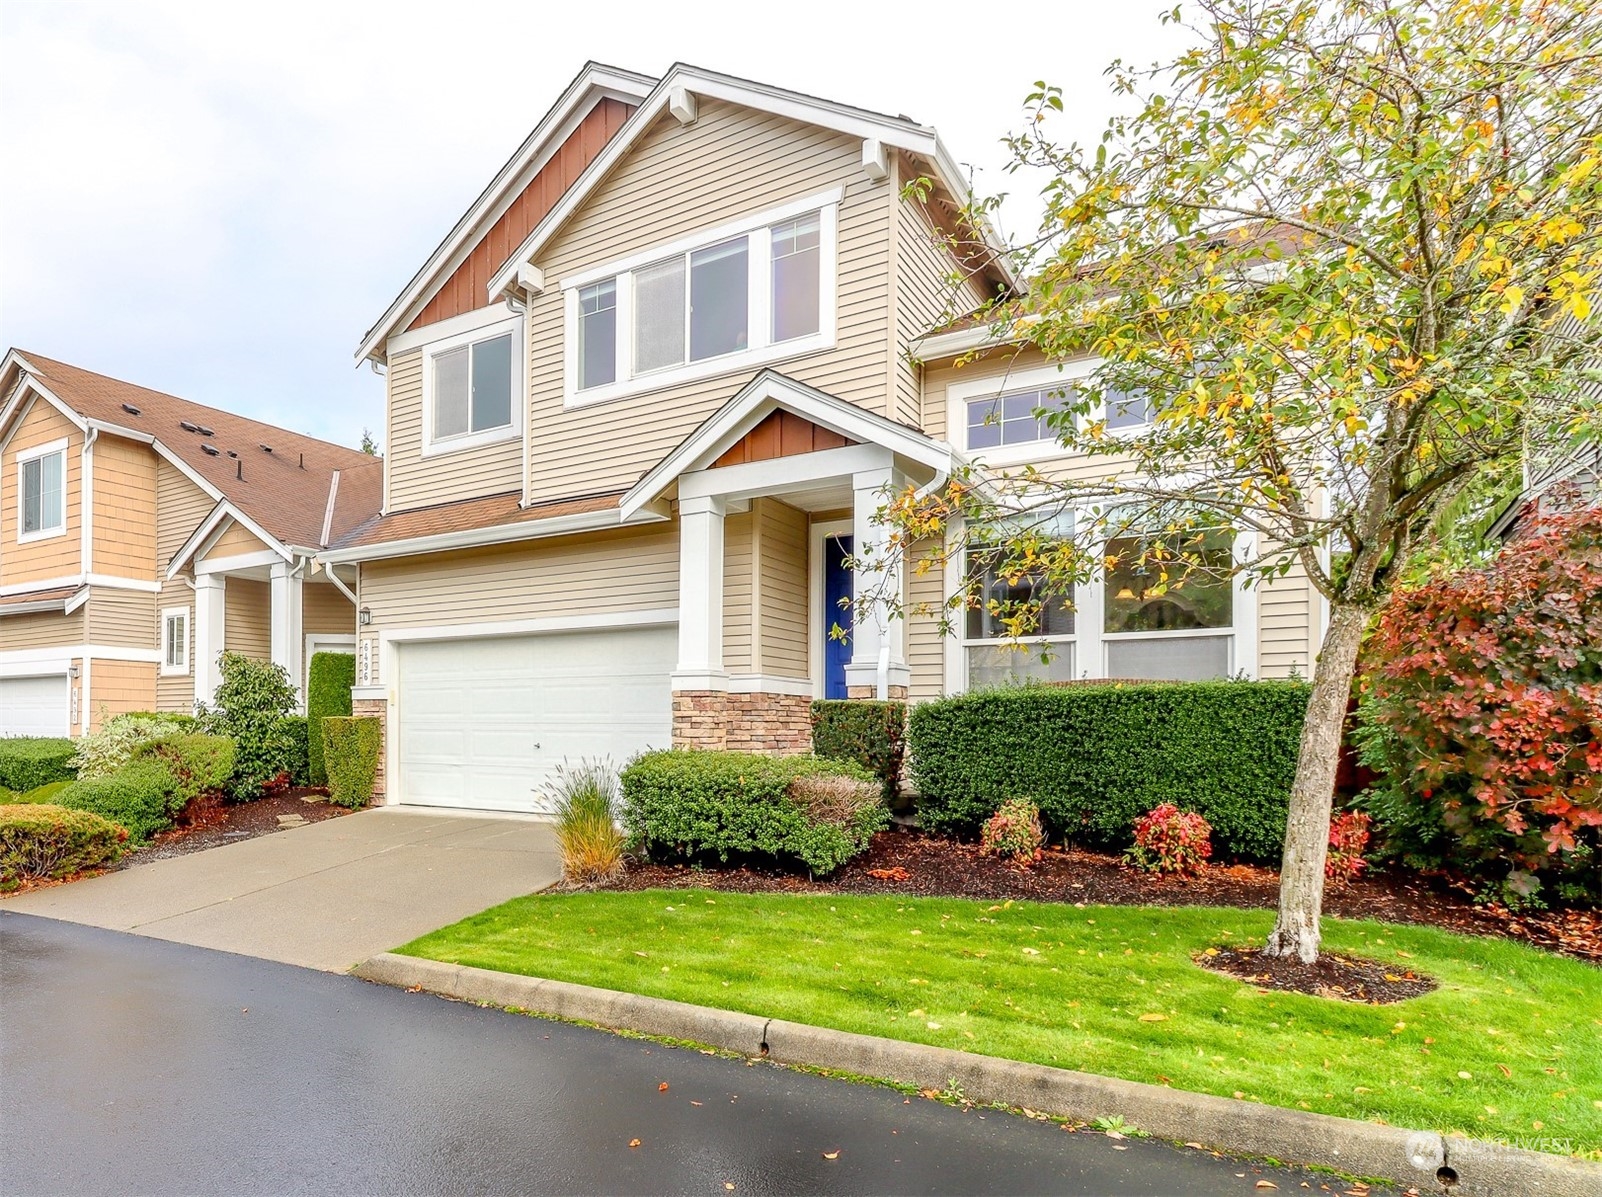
left=1, top=912, right=1383, bottom=1195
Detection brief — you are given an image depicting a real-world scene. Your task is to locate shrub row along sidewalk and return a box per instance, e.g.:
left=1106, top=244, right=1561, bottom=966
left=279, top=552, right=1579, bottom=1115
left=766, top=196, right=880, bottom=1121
left=400, top=889, right=1602, bottom=1157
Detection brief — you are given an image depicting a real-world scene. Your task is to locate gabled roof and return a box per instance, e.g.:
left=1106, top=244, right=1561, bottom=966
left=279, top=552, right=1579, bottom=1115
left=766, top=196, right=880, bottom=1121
left=0, top=350, right=378, bottom=554
left=485, top=62, right=1014, bottom=303
left=620, top=369, right=956, bottom=520
left=355, top=62, right=656, bottom=363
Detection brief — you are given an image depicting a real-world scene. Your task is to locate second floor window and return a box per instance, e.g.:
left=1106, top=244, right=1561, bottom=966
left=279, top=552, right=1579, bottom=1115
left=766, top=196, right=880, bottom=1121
left=433, top=331, right=514, bottom=441
left=20, top=446, right=66, bottom=538
left=966, top=388, right=1068, bottom=451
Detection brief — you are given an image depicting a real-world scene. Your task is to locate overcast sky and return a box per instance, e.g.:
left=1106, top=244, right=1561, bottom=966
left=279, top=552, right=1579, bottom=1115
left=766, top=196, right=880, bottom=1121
left=0, top=0, right=1182, bottom=450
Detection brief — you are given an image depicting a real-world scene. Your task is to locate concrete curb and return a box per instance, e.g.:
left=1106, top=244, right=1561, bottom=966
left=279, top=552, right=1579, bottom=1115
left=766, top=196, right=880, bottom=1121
left=353, top=952, right=1600, bottom=1197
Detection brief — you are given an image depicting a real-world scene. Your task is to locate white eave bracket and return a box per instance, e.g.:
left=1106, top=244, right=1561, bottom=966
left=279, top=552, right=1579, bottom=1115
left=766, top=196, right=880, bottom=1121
left=669, top=86, right=698, bottom=126
left=861, top=138, right=889, bottom=183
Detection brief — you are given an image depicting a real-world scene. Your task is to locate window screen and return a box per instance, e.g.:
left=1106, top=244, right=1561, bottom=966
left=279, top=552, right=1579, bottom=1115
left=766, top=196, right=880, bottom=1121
left=634, top=258, right=686, bottom=373
left=1106, top=635, right=1229, bottom=681
left=689, top=237, right=749, bottom=361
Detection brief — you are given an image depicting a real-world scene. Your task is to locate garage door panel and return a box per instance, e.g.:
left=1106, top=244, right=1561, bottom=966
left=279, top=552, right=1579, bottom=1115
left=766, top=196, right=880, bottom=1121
left=0, top=675, right=71, bottom=738
left=395, top=626, right=675, bottom=812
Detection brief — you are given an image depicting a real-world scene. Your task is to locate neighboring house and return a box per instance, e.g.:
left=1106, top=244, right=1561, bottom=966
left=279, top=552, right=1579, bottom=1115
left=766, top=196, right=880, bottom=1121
left=328, top=61, right=1330, bottom=813
left=0, top=351, right=376, bottom=736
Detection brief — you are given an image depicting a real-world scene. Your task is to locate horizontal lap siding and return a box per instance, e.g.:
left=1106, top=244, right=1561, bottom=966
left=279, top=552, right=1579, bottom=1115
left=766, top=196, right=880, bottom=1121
left=525, top=101, right=893, bottom=504
left=358, top=524, right=678, bottom=631
left=756, top=499, right=808, bottom=678
left=224, top=578, right=272, bottom=659
left=905, top=538, right=947, bottom=703
left=723, top=512, right=753, bottom=674
left=1, top=399, right=81, bottom=584
left=897, top=198, right=988, bottom=431
left=1, top=609, right=82, bottom=649
left=384, top=346, right=524, bottom=512
left=1258, top=567, right=1315, bottom=679
left=154, top=460, right=213, bottom=711
left=202, top=519, right=271, bottom=562
left=90, top=436, right=157, bottom=579
left=88, top=659, right=156, bottom=728
left=303, top=580, right=353, bottom=637
left=86, top=588, right=156, bottom=649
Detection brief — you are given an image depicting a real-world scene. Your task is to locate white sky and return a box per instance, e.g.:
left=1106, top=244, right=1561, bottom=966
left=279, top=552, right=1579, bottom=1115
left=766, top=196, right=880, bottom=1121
left=0, top=0, right=1183, bottom=450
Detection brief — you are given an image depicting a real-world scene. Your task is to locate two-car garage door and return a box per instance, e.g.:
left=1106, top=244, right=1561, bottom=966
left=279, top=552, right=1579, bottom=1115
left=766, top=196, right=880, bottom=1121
left=395, top=626, right=675, bottom=813
left=0, top=674, right=70, bottom=738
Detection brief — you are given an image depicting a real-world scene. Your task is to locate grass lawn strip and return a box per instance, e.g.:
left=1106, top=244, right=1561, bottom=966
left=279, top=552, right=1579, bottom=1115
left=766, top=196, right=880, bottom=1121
left=400, top=889, right=1602, bottom=1157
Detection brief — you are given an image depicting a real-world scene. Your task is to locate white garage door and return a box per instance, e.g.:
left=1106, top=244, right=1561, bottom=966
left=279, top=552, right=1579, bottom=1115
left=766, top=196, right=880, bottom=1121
left=395, top=626, right=675, bottom=812
left=0, top=674, right=70, bottom=738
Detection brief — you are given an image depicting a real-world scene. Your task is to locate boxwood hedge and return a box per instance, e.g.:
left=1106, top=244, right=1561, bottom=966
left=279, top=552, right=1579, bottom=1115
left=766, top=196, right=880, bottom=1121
left=306, top=652, right=354, bottom=785
left=0, top=804, right=128, bottom=885
left=810, top=699, right=905, bottom=806
left=908, top=680, right=1310, bottom=862
left=0, top=738, right=77, bottom=791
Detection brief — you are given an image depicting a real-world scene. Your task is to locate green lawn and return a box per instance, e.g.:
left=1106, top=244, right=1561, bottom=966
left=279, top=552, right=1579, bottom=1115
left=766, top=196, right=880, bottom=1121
left=400, top=890, right=1602, bottom=1156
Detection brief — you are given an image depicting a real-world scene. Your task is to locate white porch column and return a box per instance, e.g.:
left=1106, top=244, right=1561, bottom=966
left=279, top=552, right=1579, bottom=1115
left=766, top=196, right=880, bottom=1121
left=270, top=559, right=305, bottom=706
left=672, top=495, right=728, bottom=689
left=844, top=465, right=910, bottom=698
left=193, top=573, right=227, bottom=709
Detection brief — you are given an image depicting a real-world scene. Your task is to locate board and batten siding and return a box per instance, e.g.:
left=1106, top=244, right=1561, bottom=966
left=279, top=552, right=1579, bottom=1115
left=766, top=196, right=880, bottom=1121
left=1, top=398, right=82, bottom=585
left=358, top=523, right=678, bottom=633
left=523, top=99, right=896, bottom=505
left=154, top=458, right=214, bottom=712
left=382, top=346, right=525, bottom=513
left=86, top=588, right=157, bottom=649
left=90, top=434, right=157, bottom=579
left=224, top=578, right=272, bottom=659
left=1, top=609, right=82, bottom=650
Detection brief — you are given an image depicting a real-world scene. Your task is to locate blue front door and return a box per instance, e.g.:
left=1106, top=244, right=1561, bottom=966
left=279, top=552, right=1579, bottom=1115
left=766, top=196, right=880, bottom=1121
left=823, top=534, right=853, bottom=700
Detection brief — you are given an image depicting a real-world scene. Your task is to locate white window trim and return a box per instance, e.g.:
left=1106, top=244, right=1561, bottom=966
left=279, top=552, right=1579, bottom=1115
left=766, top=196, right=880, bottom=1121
left=561, top=189, right=841, bottom=409
left=15, top=437, right=70, bottom=544
left=947, top=360, right=1091, bottom=468
left=160, top=605, right=192, bottom=676
left=419, top=312, right=524, bottom=458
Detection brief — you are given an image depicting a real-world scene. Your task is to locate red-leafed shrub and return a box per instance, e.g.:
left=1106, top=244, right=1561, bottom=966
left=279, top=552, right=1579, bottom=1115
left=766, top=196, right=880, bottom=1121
left=980, top=798, right=1046, bottom=865
left=1125, top=803, right=1213, bottom=876
left=1354, top=507, right=1602, bottom=908
left=1326, top=810, right=1372, bottom=881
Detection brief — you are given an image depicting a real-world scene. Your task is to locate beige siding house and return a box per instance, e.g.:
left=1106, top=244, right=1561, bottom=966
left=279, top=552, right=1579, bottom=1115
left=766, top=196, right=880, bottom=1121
left=325, top=62, right=1326, bottom=814
left=0, top=352, right=371, bottom=734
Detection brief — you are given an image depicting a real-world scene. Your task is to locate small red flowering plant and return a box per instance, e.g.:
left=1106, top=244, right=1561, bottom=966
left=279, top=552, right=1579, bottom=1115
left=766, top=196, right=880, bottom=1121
left=1125, top=802, right=1213, bottom=877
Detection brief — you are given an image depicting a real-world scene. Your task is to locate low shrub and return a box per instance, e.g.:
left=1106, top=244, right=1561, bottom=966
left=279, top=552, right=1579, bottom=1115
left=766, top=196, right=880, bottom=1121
left=0, top=804, right=128, bottom=885
left=622, top=750, right=886, bottom=876
left=908, top=680, right=1308, bottom=861
left=71, top=711, right=196, bottom=780
left=1326, top=810, right=1373, bottom=881
left=132, top=734, right=235, bottom=811
left=810, top=700, right=906, bottom=806
left=1125, top=803, right=1213, bottom=876
left=322, top=717, right=381, bottom=809
left=980, top=798, right=1045, bottom=865
left=0, top=737, right=77, bottom=791
left=56, top=758, right=181, bottom=843
left=306, top=652, right=354, bottom=786
left=201, top=654, right=299, bottom=800
left=545, top=760, right=625, bottom=885
left=277, top=717, right=311, bottom=787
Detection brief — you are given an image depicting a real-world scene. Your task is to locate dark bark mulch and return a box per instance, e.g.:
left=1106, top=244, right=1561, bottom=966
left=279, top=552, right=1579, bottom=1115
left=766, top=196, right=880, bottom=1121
left=614, top=826, right=1602, bottom=964
left=1195, top=946, right=1438, bottom=1004
left=112, top=789, right=350, bottom=868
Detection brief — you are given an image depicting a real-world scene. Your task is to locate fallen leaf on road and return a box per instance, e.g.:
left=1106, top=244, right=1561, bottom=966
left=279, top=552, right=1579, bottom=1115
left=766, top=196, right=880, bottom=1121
left=658, top=1082, right=669, bottom=1092
left=1256, top=1182, right=1279, bottom=1190
left=628, top=1139, right=641, bottom=1148
left=691, top=1101, right=703, bottom=1107
left=822, top=1151, right=840, bottom=1160
left=725, top=1185, right=735, bottom=1191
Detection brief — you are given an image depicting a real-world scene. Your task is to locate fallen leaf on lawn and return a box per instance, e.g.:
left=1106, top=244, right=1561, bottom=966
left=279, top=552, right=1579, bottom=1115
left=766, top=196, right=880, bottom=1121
left=1139, top=1013, right=1168, bottom=1023
left=658, top=1082, right=669, bottom=1092
left=634, top=951, right=649, bottom=958
left=822, top=1151, right=840, bottom=1160
left=1022, top=947, right=1040, bottom=955
left=1498, top=1064, right=1511, bottom=1078
left=1458, top=1071, right=1472, bottom=1079
left=629, top=1139, right=641, bottom=1148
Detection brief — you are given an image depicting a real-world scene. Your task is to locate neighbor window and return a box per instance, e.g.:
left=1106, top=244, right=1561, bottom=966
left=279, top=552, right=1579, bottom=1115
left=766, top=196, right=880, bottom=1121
left=19, top=447, right=65, bottom=538
left=1105, top=387, right=1153, bottom=430
left=965, top=388, right=1068, bottom=451
left=1103, top=529, right=1234, bottom=681
left=432, top=331, right=514, bottom=441
left=963, top=512, right=1076, bottom=689
left=569, top=194, right=837, bottom=400
left=161, top=608, right=190, bottom=675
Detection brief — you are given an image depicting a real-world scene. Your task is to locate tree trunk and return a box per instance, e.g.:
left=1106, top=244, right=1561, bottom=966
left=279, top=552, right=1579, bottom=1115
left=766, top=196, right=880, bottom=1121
left=1263, top=601, right=1370, bottom=963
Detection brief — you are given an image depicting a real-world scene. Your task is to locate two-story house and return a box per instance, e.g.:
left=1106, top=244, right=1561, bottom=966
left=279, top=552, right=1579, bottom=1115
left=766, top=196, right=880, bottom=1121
left=0, top=351, right=375, bottom=734
left=325, top=61, right=1328, bottom=813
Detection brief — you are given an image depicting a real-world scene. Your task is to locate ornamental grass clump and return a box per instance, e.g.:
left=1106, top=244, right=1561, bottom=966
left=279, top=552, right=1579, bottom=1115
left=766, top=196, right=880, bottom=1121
left=1126, top=803, right=1213, bottom=877
left=980, top=798, right=1046, bottom=865
left=546, top=759, right=625, bottom=886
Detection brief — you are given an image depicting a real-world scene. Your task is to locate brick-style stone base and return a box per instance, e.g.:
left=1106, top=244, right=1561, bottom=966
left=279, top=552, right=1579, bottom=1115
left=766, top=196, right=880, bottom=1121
left=352, top=697, right=387, bottom=801
left=847, top=684, right=909, bottom=700
left=672, top=690, right=812, bottom=755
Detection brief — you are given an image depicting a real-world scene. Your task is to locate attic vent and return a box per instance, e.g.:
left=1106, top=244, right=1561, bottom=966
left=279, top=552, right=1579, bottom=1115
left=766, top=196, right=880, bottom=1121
left=180, top=420, right=201, bottom=433
left=120, top=403, right=141, bottom=417
left=259, top=443, right=273, bottom=453
left=226, top=450, right=238, bottom=459
left=197, top=426, right=215, bottom=437
left=200, top=443, right=221, bottom=457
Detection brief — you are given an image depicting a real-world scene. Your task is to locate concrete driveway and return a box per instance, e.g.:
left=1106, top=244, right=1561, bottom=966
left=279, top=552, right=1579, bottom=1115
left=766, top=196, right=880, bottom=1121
left=0, top=808, right=560, bottom=971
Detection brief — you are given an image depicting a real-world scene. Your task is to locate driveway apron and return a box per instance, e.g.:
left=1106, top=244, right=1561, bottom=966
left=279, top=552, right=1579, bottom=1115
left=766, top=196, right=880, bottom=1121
left=0, top=807, right=560, bottom=971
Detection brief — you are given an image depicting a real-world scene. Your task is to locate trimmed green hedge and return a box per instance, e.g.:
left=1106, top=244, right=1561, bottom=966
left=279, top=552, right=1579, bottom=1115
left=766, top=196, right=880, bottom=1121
left=306, top=652, right=354, bottom=786
left=622, top=750, right=888, bottom=876
left=810, top=700, right=906, bottom=807
left=323, top=717, right=380, bottom=809
left=133, top=734, right=235, bottom=810
left=909, top=680, right=1310, bottom=861
left=277, top=717, right=311, bottom=787
left=0, top=738, right=77, bottom=791
left=57, top=758, right=182, bottom=843
left=0, top=804, right=128, bottom=885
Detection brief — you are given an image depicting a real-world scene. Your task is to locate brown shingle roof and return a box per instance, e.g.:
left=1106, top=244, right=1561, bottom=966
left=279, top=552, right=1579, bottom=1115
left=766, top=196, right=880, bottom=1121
left=12, top=351, right=378, bottom=549
left=331, top=489, right=624, bottom=551
left=0, top=585, right=83, bottom=613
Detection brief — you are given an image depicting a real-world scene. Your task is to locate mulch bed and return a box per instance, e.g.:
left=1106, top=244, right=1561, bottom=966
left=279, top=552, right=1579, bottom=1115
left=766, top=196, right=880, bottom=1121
left=1195, top=946, right=1438, bottom=1004
left=613, top=826, right=1602, bottom=965
left=110, top=788, right=350, bottom=868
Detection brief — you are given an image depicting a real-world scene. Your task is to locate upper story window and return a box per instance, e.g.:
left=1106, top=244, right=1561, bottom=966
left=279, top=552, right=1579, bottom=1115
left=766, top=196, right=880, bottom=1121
left=1104, top=388, right=1153, bottom=431
left=17, top=440, right=67, bottom=542
left=563, top=188, right=840, bottom=407
left=965, top=388, right=1068, bottom=451
left=420, top=313, right=522, bottom=457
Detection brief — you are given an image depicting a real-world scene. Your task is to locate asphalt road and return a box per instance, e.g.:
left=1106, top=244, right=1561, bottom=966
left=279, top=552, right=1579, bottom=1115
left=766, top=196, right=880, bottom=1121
left=1, top=912, right=1375, bottom=1196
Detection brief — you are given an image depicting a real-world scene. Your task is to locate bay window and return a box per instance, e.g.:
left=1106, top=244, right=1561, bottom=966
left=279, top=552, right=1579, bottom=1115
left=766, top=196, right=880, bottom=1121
left=1103, top=529, right=1235, bottom=680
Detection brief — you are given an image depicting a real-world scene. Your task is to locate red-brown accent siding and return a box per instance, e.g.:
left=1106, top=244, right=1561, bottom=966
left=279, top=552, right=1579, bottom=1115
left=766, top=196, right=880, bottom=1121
left=712, top=411, right=855, bottom=468
left=407, top=98, right=635, bottom=331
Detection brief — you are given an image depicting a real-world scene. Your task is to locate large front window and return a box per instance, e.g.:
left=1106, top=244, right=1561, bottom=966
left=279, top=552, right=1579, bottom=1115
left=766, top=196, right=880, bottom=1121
left=963, top=513, right=1076, bottom=689
left=19, top=446, right=65, bottom=539
left=1103, top=529, right=1234, bottom=680
left=567, top=192, right=838, bottom=403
